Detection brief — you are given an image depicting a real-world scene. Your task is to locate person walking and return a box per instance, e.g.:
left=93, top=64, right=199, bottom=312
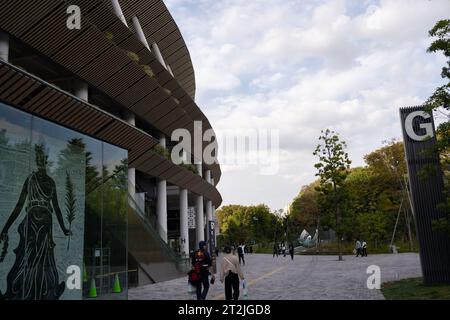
left=220, top=246, right=245, bottom=300
left=215, top=247, right=219, bottom=257
left=362, top=240, right=368, bottom=257
left=273, top=244, right=278, bottom=258
left=282, top=243, right=286, bottom=257
left=289, top=243, right=294, bottom=260
left=191, top=241, right=214, bottom=300
left=355, top=239, right=362, bottom=257
left=237, top=243, right=245, bottom=265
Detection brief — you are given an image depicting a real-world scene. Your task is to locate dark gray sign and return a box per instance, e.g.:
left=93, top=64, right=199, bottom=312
left=400, top=106, right=450, bottom=284
left=208, top=220, right=216, bottom=254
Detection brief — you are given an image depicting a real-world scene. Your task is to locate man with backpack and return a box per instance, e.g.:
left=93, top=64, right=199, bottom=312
left=191, top=241, right=214, bottom=300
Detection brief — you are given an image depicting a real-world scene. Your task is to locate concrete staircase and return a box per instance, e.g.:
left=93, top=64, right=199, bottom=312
left=127, top=198, right=189, bottom=286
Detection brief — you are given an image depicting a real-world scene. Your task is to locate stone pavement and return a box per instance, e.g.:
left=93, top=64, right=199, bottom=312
left=128, top=253, right=422, bottom=300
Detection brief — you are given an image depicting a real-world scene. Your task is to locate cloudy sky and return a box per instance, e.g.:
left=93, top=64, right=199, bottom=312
left=165, top=0, right=450, bottom=211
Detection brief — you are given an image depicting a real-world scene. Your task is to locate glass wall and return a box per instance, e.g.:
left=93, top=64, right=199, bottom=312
left=0, top=102, right=128, bottom=300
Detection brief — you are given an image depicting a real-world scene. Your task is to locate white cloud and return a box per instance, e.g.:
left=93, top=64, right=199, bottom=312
left=165, top=0, right=450, bottom=210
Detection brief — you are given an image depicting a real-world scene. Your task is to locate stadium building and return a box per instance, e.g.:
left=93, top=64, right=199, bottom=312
left=0, top=0, right=221, bottom=300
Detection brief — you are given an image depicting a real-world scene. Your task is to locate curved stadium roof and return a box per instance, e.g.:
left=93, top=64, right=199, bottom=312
left=0, top=0, right=222, bottom=205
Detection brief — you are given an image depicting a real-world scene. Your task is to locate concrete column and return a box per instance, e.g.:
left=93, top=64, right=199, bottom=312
left=0, top=31, right=9, bottom=62
left=125, top=111, right=136, bottom=209
left=179, top=188, right=189, bottom=256
left=204, top=169, right=213, bottom=249
left=157, top=179, right=167, bottom=242
left=212, top=205, right=217, bottom=247
left=206, top=199, right=213, bottom=250
left=131, top=16, right=150, bottom=50
left=73, top=80, right=88, bottom=102
left=205, top=170, right=212, bottom=221
left=151, top=42, right=167, bottom=70
left=128, top=168, right=136, bottom=208
left=111, top=0, right=128, bottom=27
left=196, top=163, right=204, bottom=244
left=196, top=195, right=204, bottom=244
left=206, top=200, right=213, bottom=222
left=157, top=134, right=168, bottom=242
left=205, top=170, right=211, bottom=184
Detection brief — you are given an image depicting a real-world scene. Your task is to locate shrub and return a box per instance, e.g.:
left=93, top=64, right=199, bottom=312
left=181, top=162, right=198, bottom=175
left=152, top=144, right=170, bottom=159
left=105, top=31, right=114, bottom=41
left=141, top=65, right=155, bottom=78
left=127, top=51, right=140, bottom=62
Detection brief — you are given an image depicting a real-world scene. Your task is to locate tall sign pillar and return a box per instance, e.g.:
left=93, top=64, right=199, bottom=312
left=400, top=106, right=450, bottom=284
left=208, top=220, right=216, bottom=253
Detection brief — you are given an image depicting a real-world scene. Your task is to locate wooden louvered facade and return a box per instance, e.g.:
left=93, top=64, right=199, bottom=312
left=0, top=61, right=222, bottom=206
left=0, top=0, right=221, bottom=186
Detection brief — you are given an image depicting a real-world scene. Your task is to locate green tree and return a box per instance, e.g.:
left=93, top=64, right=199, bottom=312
left=313, top=129, right=351, bottom=260
left=290, top=181, right=320, bottom=230
left=292, top=140, right=417, bottom=252
left=345, top=168, right=391, bottom=247
left=364, top=140, right=415, bottom=248
left=425, top=19, right=450, bottom=112
left=216, top=204, right=282, bottom=246
left=425, top=19, right=450, bottom=236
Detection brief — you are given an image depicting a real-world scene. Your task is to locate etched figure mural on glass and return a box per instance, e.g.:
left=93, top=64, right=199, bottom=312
left=0, top=144, right=71, bottom=299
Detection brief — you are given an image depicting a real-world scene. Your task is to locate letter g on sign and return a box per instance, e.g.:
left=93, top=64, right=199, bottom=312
left=405, top=111, right=434, bottom=141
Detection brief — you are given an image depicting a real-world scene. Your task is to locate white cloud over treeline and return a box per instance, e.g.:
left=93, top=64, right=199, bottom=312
left=166, top=0, right=450, bottom=210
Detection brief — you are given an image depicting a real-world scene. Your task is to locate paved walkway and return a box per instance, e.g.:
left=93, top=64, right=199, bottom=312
left=129, top=253, right=422, bottom=300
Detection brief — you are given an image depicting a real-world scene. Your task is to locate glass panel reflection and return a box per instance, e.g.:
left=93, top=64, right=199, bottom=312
left=0, top=103, right=128, bottom=300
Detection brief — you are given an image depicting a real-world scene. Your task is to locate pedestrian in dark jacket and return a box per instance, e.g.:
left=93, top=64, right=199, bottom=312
left=289, top=243, right=294, bottom=260
left=237, top=244, right=245, bottom=265
left=191, top=241, right=215, bottom=300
